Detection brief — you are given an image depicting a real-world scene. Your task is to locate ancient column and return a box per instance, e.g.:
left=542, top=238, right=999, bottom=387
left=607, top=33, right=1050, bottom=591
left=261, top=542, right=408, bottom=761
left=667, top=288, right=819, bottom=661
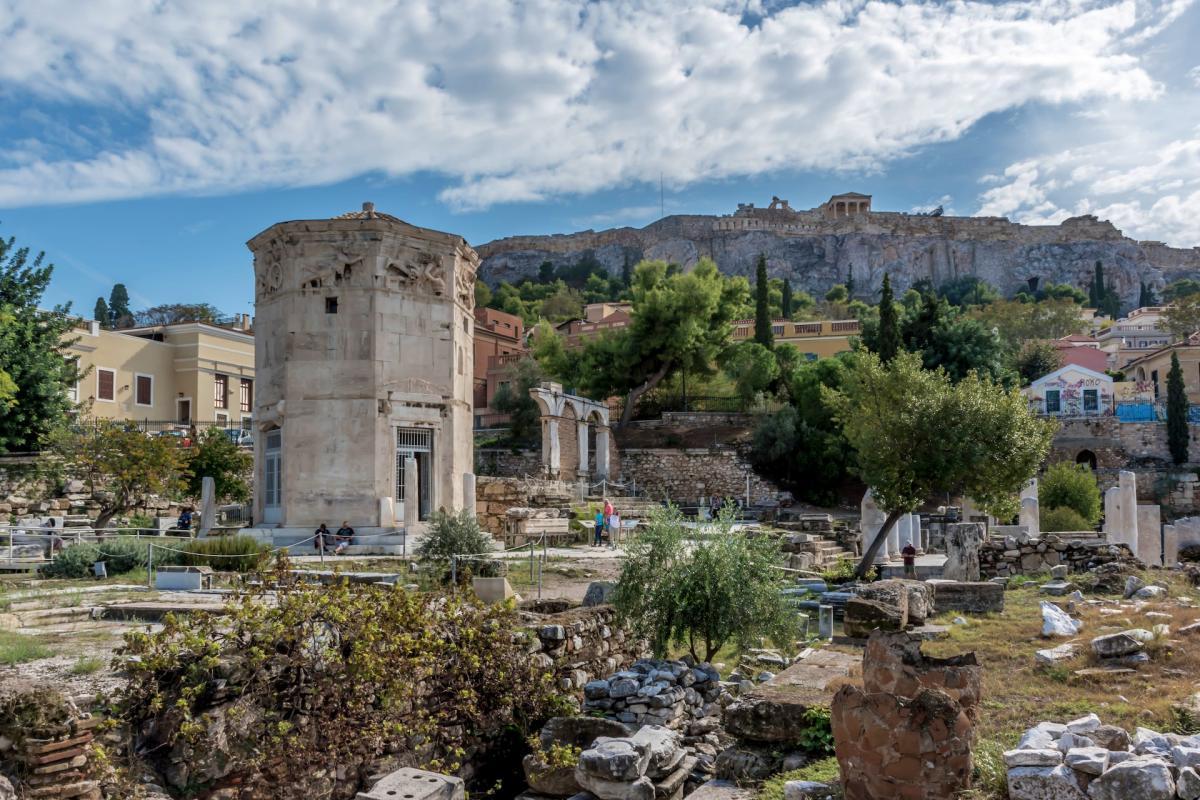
left=1136, top=504, right=1161, bottom=567
left=910, top=513, right=923, bottom=554
left=594, top=427, right=610, bottom=479
left=576, top=420, right=590, bottom=478
left=1118, top=471, right=1138, bottom=549
left=943, top=522, right=985, bottom=581
left=861, top=489, right=888, bottom=564
left=403, top=457, right=419, bottom=531
left=1164, top=523, right=1179, bottom=568
left=543, top=419, right=561, bottom=478
left=198, top=476, right=216, bottom=535
left=1019, top=497, right=1040, bottom=537
left=895, top=514, right=911, bottom=556
left=462, top=473, right=476, bottom=520
left=1102, top=486, right=1121, bottom=541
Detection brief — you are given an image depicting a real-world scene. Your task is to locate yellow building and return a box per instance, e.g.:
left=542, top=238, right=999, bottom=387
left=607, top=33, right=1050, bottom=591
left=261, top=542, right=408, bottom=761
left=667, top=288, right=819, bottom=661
left=1123, top=336, right=1200, bottom=404
left=66, top=317, right=255, bottom=429
left=730, top=318, right=860, bottom=359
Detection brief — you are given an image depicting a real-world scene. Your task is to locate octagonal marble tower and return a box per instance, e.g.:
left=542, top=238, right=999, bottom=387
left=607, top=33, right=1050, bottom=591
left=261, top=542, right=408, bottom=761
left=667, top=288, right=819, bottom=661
left=247, top=203, right=476, bottom=531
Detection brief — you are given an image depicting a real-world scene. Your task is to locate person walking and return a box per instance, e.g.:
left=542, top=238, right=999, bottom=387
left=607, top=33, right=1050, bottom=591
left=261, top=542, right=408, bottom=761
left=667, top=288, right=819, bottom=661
left=593, top=509, right=605, bottom=547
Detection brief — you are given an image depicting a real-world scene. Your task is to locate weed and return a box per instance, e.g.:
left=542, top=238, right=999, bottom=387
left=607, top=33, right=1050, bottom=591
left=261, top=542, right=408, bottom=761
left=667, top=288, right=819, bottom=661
left=70, top=655, right=105, bottom=675
left=0, top=629, right=53, bottom=665
left=757, top=757, right=841, bottom=800
left=972, top=739, right=1008, bottom=798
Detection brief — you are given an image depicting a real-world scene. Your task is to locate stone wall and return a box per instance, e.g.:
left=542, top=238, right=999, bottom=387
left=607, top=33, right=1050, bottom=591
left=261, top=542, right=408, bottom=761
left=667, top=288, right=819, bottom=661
left=0, top=459, right=186, bottom=526
left=475, top=447, right=543, bottom=479
left=978, top=534, right=1140, bottom=577
left=521, top=603, right=646, bottom=692
left=626, top=412, right=756, bottom=430
left=475, top=476, right=578, bottom=536
left=1051, top=418, right=1200, bottom=470
left=618, top=448, right=782, bottom=504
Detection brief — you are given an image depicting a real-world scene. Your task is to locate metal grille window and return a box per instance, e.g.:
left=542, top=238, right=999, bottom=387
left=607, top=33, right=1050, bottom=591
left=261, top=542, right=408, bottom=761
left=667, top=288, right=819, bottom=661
left=1045, top=390, right=1061, bottom=414
left=214, top=374, right=228, bottom=409
left=239, top=378, right=253, bottom=412
left=395, top=427, right=433, bottom=519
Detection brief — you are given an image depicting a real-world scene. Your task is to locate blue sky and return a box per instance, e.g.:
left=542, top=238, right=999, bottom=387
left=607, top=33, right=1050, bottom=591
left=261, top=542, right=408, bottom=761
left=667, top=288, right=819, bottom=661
left=1, top=0, right=1199, bottom=317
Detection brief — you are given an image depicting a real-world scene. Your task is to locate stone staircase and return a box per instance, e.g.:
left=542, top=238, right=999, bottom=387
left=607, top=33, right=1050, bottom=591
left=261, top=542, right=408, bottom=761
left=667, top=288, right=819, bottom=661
left=586, top=495, right=663, bottom=520
left=780, top=532, right=857, bottom=571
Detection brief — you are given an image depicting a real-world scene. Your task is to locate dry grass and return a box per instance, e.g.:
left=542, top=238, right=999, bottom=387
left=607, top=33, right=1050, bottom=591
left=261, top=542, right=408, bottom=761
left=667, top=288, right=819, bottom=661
left=922, top=571, right=1200, bottom=749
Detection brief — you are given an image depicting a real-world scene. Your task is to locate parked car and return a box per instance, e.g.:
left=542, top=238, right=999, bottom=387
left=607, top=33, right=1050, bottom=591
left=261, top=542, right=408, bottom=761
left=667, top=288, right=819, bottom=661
left=238, top=430, right=253, bottom=448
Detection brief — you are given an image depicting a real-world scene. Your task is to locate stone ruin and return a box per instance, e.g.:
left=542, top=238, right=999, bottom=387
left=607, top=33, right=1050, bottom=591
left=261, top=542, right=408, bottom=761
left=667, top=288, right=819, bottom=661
left=520, top=601, right=647, bottom=693
left=1006, top=714, right=1198, bottom=800
left=830, top=631, right=981, bottom=800
left=0, top=684, right=105, bottom=800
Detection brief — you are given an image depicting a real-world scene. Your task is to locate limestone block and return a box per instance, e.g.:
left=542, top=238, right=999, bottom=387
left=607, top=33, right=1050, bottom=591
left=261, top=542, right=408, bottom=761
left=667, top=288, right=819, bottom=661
left=472, top=577, right=515, bottom=604
left=356, top=768, right=465, bottom=800
left=1136, top=505, right=1162, bottom=567
left=943, top=523, right=985, bottom=582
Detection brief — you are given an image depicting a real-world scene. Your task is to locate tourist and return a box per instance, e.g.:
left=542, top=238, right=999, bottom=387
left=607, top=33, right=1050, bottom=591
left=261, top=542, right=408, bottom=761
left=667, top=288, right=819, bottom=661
left=593, top=509, right=605, bottom=546
left=608, top=511, right=621, bottom=548
left=176, top=508, right=193, bottom=532
left=314, top=522, right=332, bottom=553
left=46, top=518, right=64, bottom=554
left=902, top=541, right=918, bottom=579
left=335, top=520, right=355, bottom=555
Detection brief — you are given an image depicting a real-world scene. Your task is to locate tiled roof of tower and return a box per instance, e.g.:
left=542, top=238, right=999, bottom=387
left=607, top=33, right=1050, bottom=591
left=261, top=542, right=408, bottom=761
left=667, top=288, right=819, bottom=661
left=333, top=201, right=405, bottom=223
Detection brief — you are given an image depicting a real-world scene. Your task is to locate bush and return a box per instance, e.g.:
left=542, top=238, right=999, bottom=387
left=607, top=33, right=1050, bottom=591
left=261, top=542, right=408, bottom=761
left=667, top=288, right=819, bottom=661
left=1039, top=462, right=1101, bottom=525
left=44, top=543, right=102, bottom=578
left=415, top=509, right=499, bottom=583
left=163, top=536, right=269, bottom=573
left=1041, top=506, right=1094, bottom=533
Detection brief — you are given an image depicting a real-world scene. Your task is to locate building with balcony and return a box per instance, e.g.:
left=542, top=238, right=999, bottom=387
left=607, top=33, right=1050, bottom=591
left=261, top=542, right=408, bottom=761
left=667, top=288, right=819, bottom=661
left=729, top=318, right=861, bottom=359
left=1095, top=306, right=1171, bottom=369
left=555, top=302, right=633, bottom=347
left=65, top=317, right=255, bottom=429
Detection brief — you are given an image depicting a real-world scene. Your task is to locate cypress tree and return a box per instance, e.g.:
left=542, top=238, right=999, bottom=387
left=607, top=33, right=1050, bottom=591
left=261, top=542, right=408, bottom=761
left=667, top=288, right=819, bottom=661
left=93, top=297, right=110, bottom=328
left=754, top=254, right=773, bottom=349
left=1090, top=261, right=1104, bottom=307
left=846, top=264, right=856, bottom=297
left=1139, top=282, right=1157, bottom=307
left=1102, top=281, right=1121, bottom=319
left=1168, top=351, right=1189, bottom=465
left=877, top=273, right=900, bottom=364
left=781, top=279, right=793, bottom=319
left=108, top=283, right=132, bottom=327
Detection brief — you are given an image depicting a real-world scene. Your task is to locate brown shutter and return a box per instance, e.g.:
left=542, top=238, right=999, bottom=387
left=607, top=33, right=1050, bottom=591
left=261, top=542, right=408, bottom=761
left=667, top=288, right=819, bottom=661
left=136, top=375, right=152, bottom=405
left=98, top=370, right=114, bottom=401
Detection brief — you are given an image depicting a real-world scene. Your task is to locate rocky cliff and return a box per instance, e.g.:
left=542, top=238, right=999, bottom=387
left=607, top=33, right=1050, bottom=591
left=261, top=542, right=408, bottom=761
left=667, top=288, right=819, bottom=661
left=476, top=204, right=1200, bottom=307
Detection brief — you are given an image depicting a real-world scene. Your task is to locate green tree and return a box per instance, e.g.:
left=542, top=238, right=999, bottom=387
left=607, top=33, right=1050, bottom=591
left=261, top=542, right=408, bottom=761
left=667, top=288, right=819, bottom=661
left=754, top=254, right=773, bottom=349
left=1041, top=506, right=1092, bottom=532
left=1101, top=281, right=1121, bottom=319
left=46, top=420, right=187, bottom=530
left=93, top=297, right=110, bottom=328
left=1038, top=462, right=1101, bottom=524
left=474, top=280, right=493, bottom=309
left=825, top=351, right=1054, bottom=577
left=135, top=303, right=223, bottom=325
left=539, top=285, right=583, bottom=321
left=612, top=505, right=795, bottom=661
left=1037, top=282, right=1088, bottom=304
left=109, top=283, right=132, bottom=328
left=970, top=299, right=1086, bottom=351
left=845, top=264, right=856, bottom=297
left=824, top=284, right=848, bottom=304
left=415, top=509, right=498, bottom=582
left=1165, top=294, right=1200, bottom=341
left=1014, top=341, right=1062, bottom=385
left=0, top=234, right=83, bottom=452
left=491, top=357, right=544, bottom=441
left=751, top=352, right=856, bottom=505
left=183, top=428, right=252, bottom=503
left=1089, top=261, right=1104, bottom=307
left=1164, top=279, right=1200, bottom=302
left=1138, top=282, right=1155, bottom=308
left=1168, top=351, right=1189, bottom=465
left=535, top=259, right=747, bottom=426
left=781, top=279, right=794, bottom=319
left=938, top=276, right=999, bottom=308
left=875, top=273, right=900, bottom=363
left=900, top=297, right=1007, bottom=383
left=721, top=341, right=779, bottom=405
left=538, top=261, right=556, bottom=283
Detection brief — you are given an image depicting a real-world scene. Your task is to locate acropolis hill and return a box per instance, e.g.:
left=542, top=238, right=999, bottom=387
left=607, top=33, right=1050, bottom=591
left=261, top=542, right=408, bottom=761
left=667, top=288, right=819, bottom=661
left=476, top=192, right=1200, bottom=304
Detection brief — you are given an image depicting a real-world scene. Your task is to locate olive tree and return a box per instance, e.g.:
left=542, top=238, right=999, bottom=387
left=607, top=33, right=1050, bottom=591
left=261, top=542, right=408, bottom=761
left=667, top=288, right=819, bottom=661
left=612, top=505, right=795, bottom=661
left=824, top=351, right=1055, bottom=578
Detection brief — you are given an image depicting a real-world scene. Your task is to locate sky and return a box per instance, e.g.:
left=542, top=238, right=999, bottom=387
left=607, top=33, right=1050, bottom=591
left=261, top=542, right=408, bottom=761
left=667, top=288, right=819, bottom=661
left=1, top=0, right=1199, bottom=317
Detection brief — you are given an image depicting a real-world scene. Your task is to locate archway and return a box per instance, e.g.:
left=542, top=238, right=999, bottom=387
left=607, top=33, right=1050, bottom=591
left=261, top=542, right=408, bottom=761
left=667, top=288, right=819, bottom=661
left=1075, top=449, right=1097, bottom=471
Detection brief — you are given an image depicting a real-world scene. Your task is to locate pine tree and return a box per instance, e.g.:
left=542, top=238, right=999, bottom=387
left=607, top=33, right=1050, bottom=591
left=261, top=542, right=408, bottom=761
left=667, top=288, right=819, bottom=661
left=781, top=279, right=793, bottom=319
left=93, top=297, right=110, bottom=328
left=1089, top=261, right=1104, bottom=308
left=1167, top=351, right=1189, bottom=465
left=621, top=253, right=633, bottom=288
left=1139, top=282, right=1157, bottom=308
left=876, top=273, right=900, bottom=364
left=754, top=254, right=773, bottom=349
left=108, top=283, right=132, bottom=327
left=846, top=264, right=856, bottom=297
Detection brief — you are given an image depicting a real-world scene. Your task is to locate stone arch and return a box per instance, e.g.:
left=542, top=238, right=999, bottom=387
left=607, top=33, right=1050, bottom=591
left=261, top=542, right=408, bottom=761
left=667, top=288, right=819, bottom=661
left=1075, top=449, right=1097, bottom=470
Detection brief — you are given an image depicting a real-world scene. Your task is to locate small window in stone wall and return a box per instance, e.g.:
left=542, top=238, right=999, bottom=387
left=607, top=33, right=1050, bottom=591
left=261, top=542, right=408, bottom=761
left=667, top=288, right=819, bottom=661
left=325, top=297, right=338, bottom=314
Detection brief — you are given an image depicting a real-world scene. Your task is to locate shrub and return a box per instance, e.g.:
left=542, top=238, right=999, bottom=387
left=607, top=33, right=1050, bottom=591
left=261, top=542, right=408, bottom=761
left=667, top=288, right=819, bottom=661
left=93, top=537, right=150, bottom=574
left=415, top=509, right=499, bottom=583
left=162, top=535, right=269, bottom=573
left=44, top=543, right=102, bottom=578
left=115, top=566, right=562, bottom=797
left=1039, top=462, right=1101, bottom=525
left=1040, top=506, right=1094, bottom=533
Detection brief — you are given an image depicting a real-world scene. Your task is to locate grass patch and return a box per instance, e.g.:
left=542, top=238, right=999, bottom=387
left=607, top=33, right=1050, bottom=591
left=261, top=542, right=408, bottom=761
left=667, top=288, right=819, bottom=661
left=0, top=629, right=53, bottom=665
left=69, top=655, right=105, bottom=675
left=757, top=757, right=841, bottom=800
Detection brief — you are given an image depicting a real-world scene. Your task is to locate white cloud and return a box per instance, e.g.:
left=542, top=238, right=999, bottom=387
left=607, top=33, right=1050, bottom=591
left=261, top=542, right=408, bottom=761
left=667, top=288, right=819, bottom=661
left=0, top=0, right=1184, bottom=210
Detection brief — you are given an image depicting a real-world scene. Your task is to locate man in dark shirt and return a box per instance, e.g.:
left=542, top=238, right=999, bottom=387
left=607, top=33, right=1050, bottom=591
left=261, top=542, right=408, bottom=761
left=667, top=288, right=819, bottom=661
left=902, top=542, right=918, bottom=579
left=335, top=521, right=355, bottom=554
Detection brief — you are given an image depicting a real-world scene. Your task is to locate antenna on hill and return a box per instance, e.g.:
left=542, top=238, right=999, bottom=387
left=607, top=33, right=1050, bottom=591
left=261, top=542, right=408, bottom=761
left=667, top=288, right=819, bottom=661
left=660, top=172, right=665, bottom=220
